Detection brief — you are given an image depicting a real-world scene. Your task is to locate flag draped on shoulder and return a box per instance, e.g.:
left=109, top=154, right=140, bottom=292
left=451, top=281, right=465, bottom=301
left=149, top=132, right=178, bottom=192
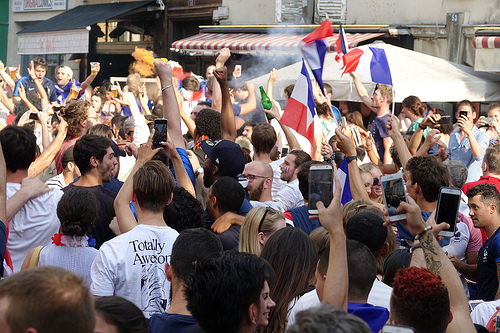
left=342, top=46, right=393, bottom=86
left=299, top=20, right=333, bottom=94
left=281, top=60, right=316, bottom=145
left=335, top=23, right=349, bottom=65
left=336, top=157, right=353, bottom=205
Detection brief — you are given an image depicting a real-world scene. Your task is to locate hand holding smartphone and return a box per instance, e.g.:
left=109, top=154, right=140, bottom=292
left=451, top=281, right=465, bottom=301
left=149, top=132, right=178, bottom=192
left=381, top=172, right=407, bottom=222
left=308, top=165, right=333, bottom=215
left=153, top=119, right=168, bottom=148
left=435, top=186, right=460, bottom=237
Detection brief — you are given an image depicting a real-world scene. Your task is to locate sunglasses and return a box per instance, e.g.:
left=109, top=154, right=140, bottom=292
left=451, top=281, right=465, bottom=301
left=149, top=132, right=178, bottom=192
left=373, top=178, right=381, bottom=186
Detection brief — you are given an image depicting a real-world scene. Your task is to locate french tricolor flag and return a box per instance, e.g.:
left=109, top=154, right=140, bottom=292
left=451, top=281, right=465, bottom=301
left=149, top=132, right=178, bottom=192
left=342, top=46, right=393, bottom=86
left=299, top=20, right=333, bottom=94
left=337, top=157, right=353, bottom=205
left=335, top=23, right=349, bottom=65
left=281, top=60, right=316, bottom=145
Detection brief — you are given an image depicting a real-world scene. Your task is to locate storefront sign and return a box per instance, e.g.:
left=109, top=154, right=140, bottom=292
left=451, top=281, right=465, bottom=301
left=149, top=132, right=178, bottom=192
left=13, top=0, right=66, bottom=12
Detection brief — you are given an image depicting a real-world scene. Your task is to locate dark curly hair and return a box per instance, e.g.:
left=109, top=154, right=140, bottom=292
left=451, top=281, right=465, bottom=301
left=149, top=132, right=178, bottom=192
left=62, top=100, right=90, bottom=140
left=163, top=187, right=204, bottom=233
left=391, top=267, right=449, bottom=333
left=57, top=187, right=97, bottom=236
left=194, top=108, right=221, bottom=140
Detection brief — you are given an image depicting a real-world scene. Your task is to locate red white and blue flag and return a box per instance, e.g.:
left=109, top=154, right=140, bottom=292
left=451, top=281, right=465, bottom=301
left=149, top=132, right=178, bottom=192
left=281, top=60, right=316, bottom=145
left=299, top=20, right=333, bottom=94
left=335, top=23, right=349, bottom=65
left=342, top=46, right=393, bottom=86
left=337, top=157, right=353, bottom=205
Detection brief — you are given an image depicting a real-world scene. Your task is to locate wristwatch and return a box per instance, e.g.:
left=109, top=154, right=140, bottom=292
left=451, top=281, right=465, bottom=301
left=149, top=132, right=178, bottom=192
left=346, top=155, right=357, bottom=163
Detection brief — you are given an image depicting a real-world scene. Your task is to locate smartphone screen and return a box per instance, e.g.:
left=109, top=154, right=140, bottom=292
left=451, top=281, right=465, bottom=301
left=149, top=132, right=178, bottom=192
left=459, top=111, right=467, bottom=118
left=308, top=166, right=333, bottom=214
left=436, top=187, right=460, bottom=237
left=382, top=175, right=407, bottom=221
left=52, top=112, right=60, bottom=124
left=29, top=113, right=38, bottom=120
left=153, top=119, right=168, bottom=148
left=281, top=147, right=289, bottom=157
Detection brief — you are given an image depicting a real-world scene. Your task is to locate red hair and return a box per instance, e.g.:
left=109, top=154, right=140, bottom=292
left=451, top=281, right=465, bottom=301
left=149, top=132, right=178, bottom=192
left=391, top=267, right=449, bottom=333
left=392, top=266, right=445, bottom=300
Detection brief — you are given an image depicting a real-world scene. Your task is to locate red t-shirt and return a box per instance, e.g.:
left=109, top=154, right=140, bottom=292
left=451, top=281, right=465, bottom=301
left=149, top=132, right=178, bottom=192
left=462, top=176, right=500, bottom=196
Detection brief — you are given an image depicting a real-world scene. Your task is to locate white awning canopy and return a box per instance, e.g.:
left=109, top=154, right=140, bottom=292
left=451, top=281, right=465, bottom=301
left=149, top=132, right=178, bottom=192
left=250, top=42, right=500, bottom=102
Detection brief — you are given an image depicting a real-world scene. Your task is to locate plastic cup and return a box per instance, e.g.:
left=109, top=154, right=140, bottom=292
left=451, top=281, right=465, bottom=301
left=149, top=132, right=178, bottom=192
left=90, top=62, right=99, bottom=76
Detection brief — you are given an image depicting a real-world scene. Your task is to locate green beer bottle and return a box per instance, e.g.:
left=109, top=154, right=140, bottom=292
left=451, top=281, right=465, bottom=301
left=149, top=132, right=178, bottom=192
left=259, top=86, right=273, bottom=120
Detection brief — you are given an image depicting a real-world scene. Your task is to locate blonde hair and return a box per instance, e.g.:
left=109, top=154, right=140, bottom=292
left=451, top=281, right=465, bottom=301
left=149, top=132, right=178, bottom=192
left=238, top=207, right=285, bottom=256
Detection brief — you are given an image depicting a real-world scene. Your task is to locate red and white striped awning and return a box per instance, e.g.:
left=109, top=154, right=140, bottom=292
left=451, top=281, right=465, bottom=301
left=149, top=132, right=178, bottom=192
left=171, top=32, right=384, bottom=55
left=473, top=36, right=500, bottom=49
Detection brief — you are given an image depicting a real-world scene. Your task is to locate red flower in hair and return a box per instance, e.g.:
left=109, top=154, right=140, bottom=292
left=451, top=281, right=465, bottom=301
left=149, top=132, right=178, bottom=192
left=51, top=233, right=64, bottom=246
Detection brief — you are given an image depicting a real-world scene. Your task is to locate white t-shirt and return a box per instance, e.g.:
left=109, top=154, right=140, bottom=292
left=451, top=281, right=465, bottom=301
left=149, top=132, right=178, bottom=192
left=6, top=183, right=63, bottom=272
left=90, top=224, right=179, bottom=318
left=471, top=299, right=500, bottom=327
left=273, top=178, right=304, bottom=211
left=250, top=200, right=285, bottom=212
left=270, top=157, right=286, bottom=198
left=286, top=278, right=392, bottom=328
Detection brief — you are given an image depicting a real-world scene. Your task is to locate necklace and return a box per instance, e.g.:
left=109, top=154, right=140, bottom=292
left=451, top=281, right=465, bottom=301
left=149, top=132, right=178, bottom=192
left=51, top=233, right=96, bottom=248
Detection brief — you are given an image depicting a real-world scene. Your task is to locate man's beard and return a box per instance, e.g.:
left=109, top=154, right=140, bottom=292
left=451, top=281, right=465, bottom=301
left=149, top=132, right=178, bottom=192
left=249, top=181, right=264, bottom=201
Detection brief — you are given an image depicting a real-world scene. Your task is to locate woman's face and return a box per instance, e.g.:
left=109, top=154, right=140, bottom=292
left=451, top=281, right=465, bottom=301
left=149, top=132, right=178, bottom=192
left=369, top=168, right=383, bottom=199
left=94, top=312, right=118, bottom=333
left=360, top=172, right=373, bottom=196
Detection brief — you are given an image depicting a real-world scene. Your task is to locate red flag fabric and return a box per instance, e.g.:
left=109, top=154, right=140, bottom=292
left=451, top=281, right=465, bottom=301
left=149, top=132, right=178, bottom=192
left=302, top=20, right=333, bottom=44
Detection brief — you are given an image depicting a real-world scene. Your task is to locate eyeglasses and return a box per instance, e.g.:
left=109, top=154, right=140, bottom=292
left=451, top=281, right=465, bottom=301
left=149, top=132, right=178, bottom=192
left=373, top=178, right=381, bottom=186
left=258, top=207, right=274, bottom=233
left=243, top=174, right=267, bottom=181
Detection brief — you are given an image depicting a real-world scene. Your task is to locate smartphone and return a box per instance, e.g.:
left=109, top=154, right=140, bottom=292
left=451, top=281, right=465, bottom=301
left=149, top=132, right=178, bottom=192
left=459, top=110, right=467, bottom=118
left=438, top=115, right=451, bottom=125
left=234, top=65, right=242, bottom=77
left=153, top=119, right=168, bottom=149
left=341, top=116, right=347, bottom=129
left=484, top=117, right=494, bottom=126
left=52, top=111, right=61, bottom=124
left=308, top=165, right=333, bottom=215
left=381, top=172, right=407, bottom=222
left=382, top=324, right=415, bottom=333
left=281, top=147, right=289, bottom=157
left=435, top=186, right=461, bottom=237
left=29, top=113, right=38, bottom=120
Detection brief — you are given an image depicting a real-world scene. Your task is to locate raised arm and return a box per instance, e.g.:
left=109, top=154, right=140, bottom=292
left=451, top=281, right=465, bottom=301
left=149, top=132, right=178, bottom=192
left=0, top=61, right=16, bottom=92
left=214, top=67, right=236, bottom=141
left=398, top=198, right=476, bottom=333
left=317, top=177, right=348, bottom=311
left=162, top=134, right=195, bottom=197
left=387, top=115, right=412, bottom=169
left=237, top=82, right=257, bottom=115
left=27, top=61, right=49, bottom=111
left=79, top=62, right=99, bottom=93
left=114, top=132, right=161, bottom=233
left=154, top=60, right=185, bottom=148
left=267, top=68, right=278, bottom=100
left=349, top=72, right=374, bottom=111
left=265, top=100, right=301, bottom=151
left=28, top=117, right=68, bottom=178
left=211, top=48, right=231, bottom=112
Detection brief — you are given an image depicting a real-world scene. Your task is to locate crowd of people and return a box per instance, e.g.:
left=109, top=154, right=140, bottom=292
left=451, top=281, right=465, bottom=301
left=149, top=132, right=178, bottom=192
left=0, top=47, right=499, bottom=333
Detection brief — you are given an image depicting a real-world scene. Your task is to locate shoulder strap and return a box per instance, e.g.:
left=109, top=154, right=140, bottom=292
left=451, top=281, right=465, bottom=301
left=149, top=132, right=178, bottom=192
left=28, top=246, right=44, bottom=268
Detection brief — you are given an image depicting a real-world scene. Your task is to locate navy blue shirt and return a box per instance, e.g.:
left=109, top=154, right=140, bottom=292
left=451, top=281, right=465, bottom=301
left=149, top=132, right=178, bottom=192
left=149, top=313, right=198, bottom=333
left=285, top=205, right=322, bottom=235
left=14, top=76, right=57, bottom=103
left=477, top=227, right=500, bottom=301
left=371, top=114, right=390, bottom=161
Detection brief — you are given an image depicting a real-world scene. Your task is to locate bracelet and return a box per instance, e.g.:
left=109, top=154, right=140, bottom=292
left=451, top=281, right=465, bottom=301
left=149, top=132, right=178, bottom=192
left=410, top=243, right=422, bottom=253
left=414, top=225, right=432, bottom=240
left=161, top=84, right=172, bottom=92
left=366, top=147, right=373, bottom=152
left=418, top=123, right=426, bottom=130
